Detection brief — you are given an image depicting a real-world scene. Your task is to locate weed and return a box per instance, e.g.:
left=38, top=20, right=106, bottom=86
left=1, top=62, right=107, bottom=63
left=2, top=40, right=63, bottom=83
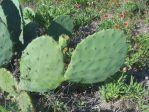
left=125, top=33, right=149, bottom=68
left=100, top=74, right=126, bottom=102
left=100, top=74, right=145, bottom=110
left=98, top=12, right=133, bottom=34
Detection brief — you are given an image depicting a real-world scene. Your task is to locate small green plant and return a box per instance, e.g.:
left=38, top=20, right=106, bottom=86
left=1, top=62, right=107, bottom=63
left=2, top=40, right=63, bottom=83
left=23, top=7, right=35, bottom=25
left=125, top=33, right=149, bottom=68
left=34, top=0, right=74, bottom=29
left=124, top=76, right=145, bottom=109
left=35, top=1, right=53, bottom=29
left=0, top=106, right=9, bottom=112
left=99, top=17, right=116, bottom=30
left=100, top=74, right=145, bottom=110
left=71, top=0, right=90, bottom=5
left=124, top=1, right=139, bottom=16
left=52, top=100, right=69, bottom=112
left=123, top=0, right=148, bottom=18
left=100, top=74, right=126, bottom=102
left=98, top=14, right=130, bottom=34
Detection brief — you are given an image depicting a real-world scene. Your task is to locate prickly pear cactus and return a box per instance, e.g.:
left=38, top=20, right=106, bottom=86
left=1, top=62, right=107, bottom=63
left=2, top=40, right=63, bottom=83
left=16, top=92, right=34, bottom=112
left=1, top=0, right=23, bottom=43
left=19, top=35, right=64, bottom=92
left=64, top=29, right=127, bottom=83
left=0, top=19, right=13, bottom=66
left=48, top=15, right=74, bottom=40
left=0, top=68, right=17, bottom=97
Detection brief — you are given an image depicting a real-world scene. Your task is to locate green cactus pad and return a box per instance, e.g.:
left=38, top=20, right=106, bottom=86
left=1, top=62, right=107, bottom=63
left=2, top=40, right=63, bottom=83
left=0, top=19, right=13, bottom=66
left=20, top=35, right=64, bottom=92
left=1, top=0, right=22, bottom=42
left=48, top=15, right=73, bottom=40
left=16, top=92, right=34, bottom=112
left=0, top=68, right=17, bottom=97
left=64, top=29, right=127, bottom=83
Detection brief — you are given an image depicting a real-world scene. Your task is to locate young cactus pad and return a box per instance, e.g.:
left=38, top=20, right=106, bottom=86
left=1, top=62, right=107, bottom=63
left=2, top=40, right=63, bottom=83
left=0, top=19, right=13, bottom=66
left=48, top=15, right=74, bottom=40
left=0, top=68, right=17, bottom=97
left=19, top=35, right=64, bottom=92
left=64, top=29, right=127, bottom=83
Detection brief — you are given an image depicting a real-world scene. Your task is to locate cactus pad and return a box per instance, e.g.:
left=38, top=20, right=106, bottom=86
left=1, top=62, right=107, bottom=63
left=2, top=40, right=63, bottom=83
left=1, top=0, right=22, bottom=42
left=16, top=92, right=34, bottom=112
left=64, top=29, right=127, bottom=83
left=48, top=15, right=73, bottom=40
left=0, top=68, right=17, bottom=97
left=20, top=35, right=64, bottom=92
left=0, top=19, right=13, bottom=66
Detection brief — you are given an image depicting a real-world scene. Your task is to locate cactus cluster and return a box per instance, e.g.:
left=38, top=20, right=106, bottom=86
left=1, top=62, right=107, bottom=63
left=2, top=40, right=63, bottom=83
left=0, top=0, right=128, bottom=111
left=18, top=29, right=127, bottom=92
left=0, top=29, right=127, bottom=92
